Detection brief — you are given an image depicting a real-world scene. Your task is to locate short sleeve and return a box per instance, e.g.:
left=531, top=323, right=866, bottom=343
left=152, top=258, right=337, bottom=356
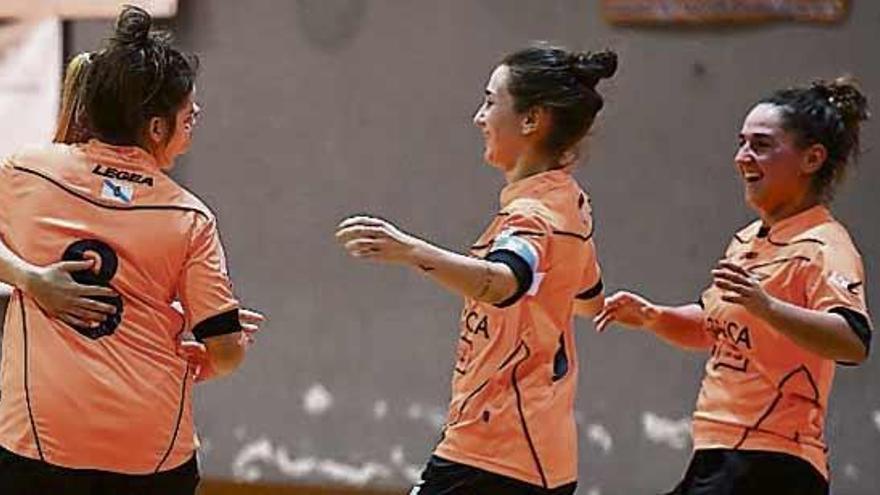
left=804, top=244, right=872, bottom=355
left=0, top=156, right=15, bottom=240
left=574, top=239, right=602, bottom=301
left=177, top=215, right=241, bottom=341
left=804, top=245, right=869, bottom=314
left=485, top=203, right=553, bottom=308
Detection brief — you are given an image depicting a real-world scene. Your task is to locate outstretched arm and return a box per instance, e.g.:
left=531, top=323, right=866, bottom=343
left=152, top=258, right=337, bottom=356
left=0, top=239, right=117, bottom=326
left=335, top=215, right=520, bottom=305
left=595, top=291, right=712, bottom=351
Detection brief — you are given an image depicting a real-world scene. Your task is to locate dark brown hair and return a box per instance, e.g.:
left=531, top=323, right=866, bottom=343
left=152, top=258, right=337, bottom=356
left=759, top=77, right=869, bottom=201
left=81, top=5, right=198, bottom=146
left=501, top=44, right=618, bottom=157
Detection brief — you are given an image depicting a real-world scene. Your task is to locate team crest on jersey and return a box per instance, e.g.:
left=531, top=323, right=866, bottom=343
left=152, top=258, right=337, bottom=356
left=101, top=179, right=133, bottom=204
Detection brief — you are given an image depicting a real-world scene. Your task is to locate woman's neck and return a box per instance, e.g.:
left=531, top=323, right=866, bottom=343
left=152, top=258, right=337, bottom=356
left=504, top=149, right=557, bottom=184
left=758, top=192, right=822, bottom=227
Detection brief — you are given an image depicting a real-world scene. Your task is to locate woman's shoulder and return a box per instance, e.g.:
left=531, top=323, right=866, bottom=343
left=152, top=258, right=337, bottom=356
left=3, top=143, right=74, bottom=168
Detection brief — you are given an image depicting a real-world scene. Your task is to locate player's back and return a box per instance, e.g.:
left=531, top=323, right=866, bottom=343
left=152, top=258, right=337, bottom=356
left=0, top=141, right=219, bottom=473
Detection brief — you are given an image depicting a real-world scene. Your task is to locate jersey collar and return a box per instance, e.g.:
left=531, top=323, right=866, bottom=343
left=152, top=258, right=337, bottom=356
left=499, top=169, right=571, bottom=208
left=80, top=139, right=161, bottom=172
left=753, top=204, right=833, bottom=243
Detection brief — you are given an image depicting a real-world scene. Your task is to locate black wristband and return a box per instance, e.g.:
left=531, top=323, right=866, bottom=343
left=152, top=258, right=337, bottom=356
left=193, top=308, right=242, bottom=341
left=576, top=279, right=603, bottom=300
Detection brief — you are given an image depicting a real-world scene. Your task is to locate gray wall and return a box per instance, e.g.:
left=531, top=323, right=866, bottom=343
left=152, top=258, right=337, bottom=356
left=64, top=1, right=880, bottom=493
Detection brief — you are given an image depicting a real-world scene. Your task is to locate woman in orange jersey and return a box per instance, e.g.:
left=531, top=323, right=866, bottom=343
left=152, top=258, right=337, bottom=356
left=595, top=79, right=871, bottom=495
left=3, top=50, right=258, bottom=365
left=0, top=52, right=118, bottom=327
left=54, top=48, right=263, bottom=370
left=337, top=45, right=616, bottom=495
left=0, top=6, right=256, bottom=494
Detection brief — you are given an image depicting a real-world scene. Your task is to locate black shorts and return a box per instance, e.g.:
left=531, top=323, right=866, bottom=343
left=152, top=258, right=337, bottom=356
left=665, top=449, right=828, bottom=495
left=0, top=446, right=200, bottom=495
left=411, top=455, right=576, bottom=495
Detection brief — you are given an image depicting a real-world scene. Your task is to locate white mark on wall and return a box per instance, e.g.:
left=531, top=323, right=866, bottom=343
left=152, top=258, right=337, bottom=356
left=233, top=426, right=247, bottom=441
left=390, top=445, right=406, bottom=465
left=390, top=445, right=423, bottom=484
left=843, top=463, right=859, bottom=481
left=642, top=412, right=691, bottom=450
left=872, top=411, right=880, bottom=432
left=303, top=383, right=333, bottom=416
left=314, top=459, right=392, bottom=485
left=232, top=437, right=422, bottom=485
left=274, top=446, right=317, bottom=477
left=374, top=400, right=389, bottom=420
left=586, top=423, right=613, bottom=454
left=199, top=437, right=213, bottom=455
left=406, top=403, right=446, bottom=429
left=232, top=437, right=275, bottom=482
left=586, top=488, right=601, bottom=495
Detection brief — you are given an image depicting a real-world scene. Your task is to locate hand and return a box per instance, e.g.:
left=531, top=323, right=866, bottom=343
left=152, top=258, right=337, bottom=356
left=22, top=260, right=117, bottom=328
left=593, top=291, right=661, bottom=332
left=177, top=308, right=265, bottom=380
left=335, top=215, right=421, bottom=265
left=176, top=331, right=207, bottom=370
left=238, top=308, right=265, bottom=347
left=711, top=260, right=774, bottom=318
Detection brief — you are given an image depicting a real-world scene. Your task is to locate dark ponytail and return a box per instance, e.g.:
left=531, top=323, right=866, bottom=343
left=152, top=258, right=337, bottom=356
left=501, top=44, right=618, bottom=157
left=81, top=5, right=198, bottom=146
left=759, top=77, right=869, bottom=201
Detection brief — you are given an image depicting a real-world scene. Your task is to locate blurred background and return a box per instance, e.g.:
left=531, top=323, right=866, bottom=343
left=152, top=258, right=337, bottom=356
left=1, top=1, right=878, bottom=494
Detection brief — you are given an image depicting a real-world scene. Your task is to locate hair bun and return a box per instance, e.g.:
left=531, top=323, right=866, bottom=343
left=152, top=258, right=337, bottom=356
left=573, top=50, right=618, bottom=88
left=813, top=77, right=870, bottom=125
left=112, top=5, right=153, bottom=46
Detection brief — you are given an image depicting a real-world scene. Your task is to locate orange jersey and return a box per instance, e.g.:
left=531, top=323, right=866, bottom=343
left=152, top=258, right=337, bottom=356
left=0, top=141, right=240, bottom=474
left=434, top=169, right=602, bottom=489
left=694, top=205, right=871, bottom=479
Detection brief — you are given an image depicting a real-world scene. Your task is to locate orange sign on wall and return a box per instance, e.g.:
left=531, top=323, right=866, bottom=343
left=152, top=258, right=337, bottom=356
left=602, top=0, right=848, bottom=25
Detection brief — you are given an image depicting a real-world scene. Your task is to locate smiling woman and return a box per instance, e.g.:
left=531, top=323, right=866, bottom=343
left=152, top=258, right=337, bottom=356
left=336, top=44, right=617, bottom=495
left=595, top=78, right=871, bottom=495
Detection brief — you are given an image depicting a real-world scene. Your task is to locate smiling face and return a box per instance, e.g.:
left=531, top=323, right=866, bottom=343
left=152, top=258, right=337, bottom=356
left=472, top=65, right=531, bottom=172
left=734, top=103, right=824, bottom=223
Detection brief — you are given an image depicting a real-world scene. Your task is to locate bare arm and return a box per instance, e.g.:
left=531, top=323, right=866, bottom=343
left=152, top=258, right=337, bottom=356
left=335, top=216, right=519, bottom=305
left=594, top=291, right=712, bottom=351
left=178, top=308, right=265, bottom=382
left=574, top=293, right=605, bottom=318
left=0, top=238, right=116, bottom=326
left=0, top=238, right=40, bottom=289
left=201, top=333, right=246, bottom=378
left=714, top=261, right=866, bottom=363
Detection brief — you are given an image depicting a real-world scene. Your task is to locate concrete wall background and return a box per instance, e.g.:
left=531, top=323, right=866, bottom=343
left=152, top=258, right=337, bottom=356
left=56, top=1, right=880, bottom=493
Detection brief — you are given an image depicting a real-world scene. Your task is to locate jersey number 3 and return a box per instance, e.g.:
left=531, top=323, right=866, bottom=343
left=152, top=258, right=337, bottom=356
left=61, top=239, right=124, bottom=339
